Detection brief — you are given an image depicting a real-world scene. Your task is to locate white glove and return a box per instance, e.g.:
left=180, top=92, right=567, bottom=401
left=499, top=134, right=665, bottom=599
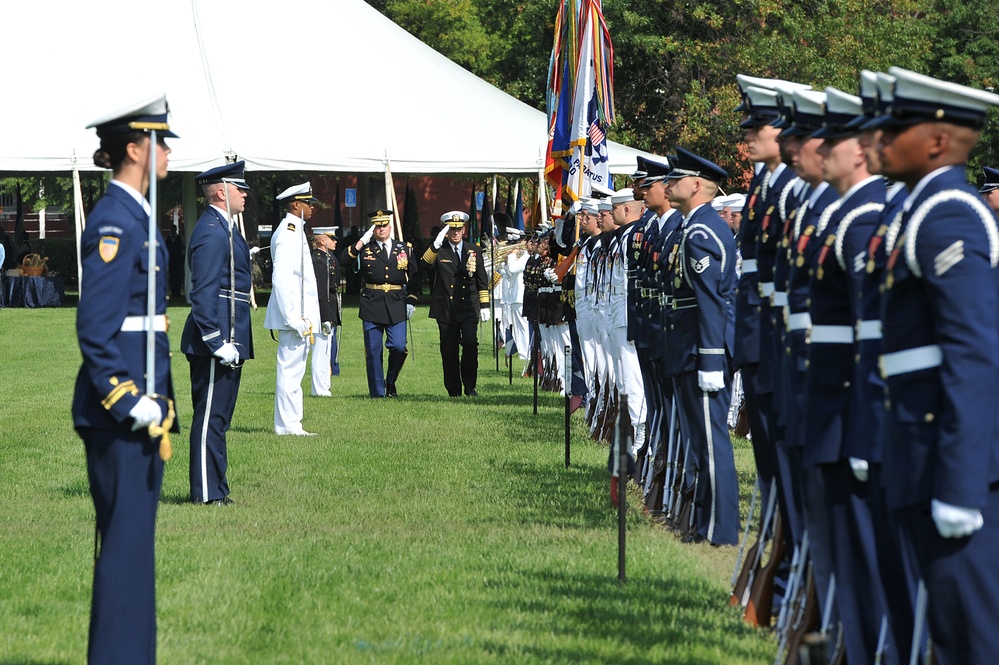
left=931, top=499, right=984, bottom=538
left=849, top=457, right=870, bottom=483
left=433, top=225, right=450, bottom=250
left=359, top=225, right=375, bottom=247
left=543, top=267, right=560, bottom=284
left=213, top=342, right=240, bottom=366
left=406, top=304, right=415, bottom=319
left=479, top=308, right=490, bottom=323
left=321, top=321, right=332, bottom=336
left=128, top=396, right=162, bottom=431
left=249, top=246, right=261, bottom=257
left=697, top=370, right=725, bottom=392
left=295, top=319, right=312, bottom=339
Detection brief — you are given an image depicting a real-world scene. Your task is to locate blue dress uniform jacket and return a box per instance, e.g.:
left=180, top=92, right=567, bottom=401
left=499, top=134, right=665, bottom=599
left=180, top=207, right=254, bottom=359
left=72, top=182, right=174, bottom=665
left=733, top=168, right=768, bottom=367
left=804, top=176, right=884, bottom=467
left=346, top=239, right=419, bottom=325
left=74, top=184, right=176, bottom=429
left=313, top=247, right=342, bottom=327
left=881, top=166, right=999, bottom=510
left=755, top=164, right=797, bottom=394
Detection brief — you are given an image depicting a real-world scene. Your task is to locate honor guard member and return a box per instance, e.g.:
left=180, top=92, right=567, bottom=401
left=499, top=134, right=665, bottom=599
left=734, top=80, right=788, bottom=521
left=780, top=87, right=844, bottom=624
left=605, top=189, right=649, bottom=464
left=423, top=211, right=491, bottom=396
left=873, top=66, right=999, bottom=665
left=808, top=86, right=891, bottom=665
left=346, top=209, right=419, bottom=397
left=183, top=160, right=254, bottom=503
left=74, top=93, right=179, bottom=664
left=662, top=148, right=740, bottom=546
left=310, top=226, right=342, bottom=396
left=497, top=228, right=529, bottom=367
left=979, top=165, right=999, bottom=213
left=264, top=183, right=321, bottom=435
left=851, top=70, right=922, bottom=665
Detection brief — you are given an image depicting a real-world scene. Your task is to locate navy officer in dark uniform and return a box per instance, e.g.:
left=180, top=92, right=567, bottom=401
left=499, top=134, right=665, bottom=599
left=422, top=211, right=491, bottom=396
left=74, top=93, right=179, bottom=665
left=979, top=165, right=999, bottom=213
left=662, top=147, right=740, bottom=546
left=181, top=160, right=253, bottom=505
left=875, top=66, right=999, bottom=664
left=344, top=210, right=420, bottom=397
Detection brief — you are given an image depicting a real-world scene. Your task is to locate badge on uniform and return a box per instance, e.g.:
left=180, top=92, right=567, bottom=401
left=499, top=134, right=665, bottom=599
left=288, top=223, right=297, bottom=233
left=99, top=236, right=120, bottom=263
left=690, top=256, right=710, bottom=273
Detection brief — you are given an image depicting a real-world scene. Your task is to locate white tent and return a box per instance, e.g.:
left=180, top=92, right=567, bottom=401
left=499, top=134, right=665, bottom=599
left=1, top=0, right=657, bottom=176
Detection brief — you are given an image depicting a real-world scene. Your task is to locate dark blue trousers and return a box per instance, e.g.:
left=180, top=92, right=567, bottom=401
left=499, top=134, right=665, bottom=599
left=187, top=354, right=241, bottom=503
left=81, top=427, right=163, bottom=665
left=363, top=320, right=407, bottom=397
left=824, top=460, right=894, bottom=665
left=897, top=486, right=999, bottom=665
left=673, top=371, right=740, bottom=545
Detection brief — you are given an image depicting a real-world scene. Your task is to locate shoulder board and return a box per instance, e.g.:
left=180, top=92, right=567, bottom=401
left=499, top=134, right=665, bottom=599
left=834, top=202, right=885, bottom=270
left=905, top=190, right=999, bottom=277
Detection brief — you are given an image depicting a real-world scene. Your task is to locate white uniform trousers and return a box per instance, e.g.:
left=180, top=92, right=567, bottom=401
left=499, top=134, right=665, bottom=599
left=608, top=325, right=647, bottom=450
left=310, top=329, right=333, bottom=397
left=576, top=313, right=597, bottom=399
left=275, top=328, right=310, bottom=433
left=505, top=302, right=530, bottom=360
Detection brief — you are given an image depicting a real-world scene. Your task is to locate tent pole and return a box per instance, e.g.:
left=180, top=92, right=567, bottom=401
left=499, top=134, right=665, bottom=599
left=537, top=168, right=549, bottom=226
left=72, top=159, right=86, bottom=297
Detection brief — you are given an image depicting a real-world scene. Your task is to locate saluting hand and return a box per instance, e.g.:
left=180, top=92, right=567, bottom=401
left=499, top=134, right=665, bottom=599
left=433, top=225, right=449, bottom=250
left=356, top=225, right=375, bottom=250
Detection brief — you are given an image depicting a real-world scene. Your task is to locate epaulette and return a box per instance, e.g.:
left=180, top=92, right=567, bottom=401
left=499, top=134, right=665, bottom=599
left=905, top=190, right=999, bottom=277
left=834, top=203, right=885, bottom=271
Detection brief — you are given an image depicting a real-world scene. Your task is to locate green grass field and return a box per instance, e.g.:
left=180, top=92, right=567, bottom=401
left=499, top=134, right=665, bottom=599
left=0, top=300, right=775, bottom=664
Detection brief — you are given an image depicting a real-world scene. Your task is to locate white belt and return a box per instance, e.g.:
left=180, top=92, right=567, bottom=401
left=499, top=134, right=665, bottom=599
left=219, top=289, right=251, bottom=303
left=880, top=344, right=942, bottom=378
left=787, top=312, right=811, bottom=331
left=759, top=282, right=775, bottom=297
left=771, top=291, right=788, bottom=307
left=741, top=259, right=758, bottom=273
left=120, top=314, right=168, bottom=332
left=856, top=320, right=882, bottom=341
left=809, top=325, right=854, bottom=344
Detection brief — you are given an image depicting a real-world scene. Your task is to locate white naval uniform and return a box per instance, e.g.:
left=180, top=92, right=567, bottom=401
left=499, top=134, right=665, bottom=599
left=263, top=212, right=320, bottom=434
left=500, top=250, right=529, bottom=360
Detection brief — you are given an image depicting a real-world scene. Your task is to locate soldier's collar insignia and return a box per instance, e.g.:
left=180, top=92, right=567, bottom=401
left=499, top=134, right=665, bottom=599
left=99, top=236, right=120, bottom=263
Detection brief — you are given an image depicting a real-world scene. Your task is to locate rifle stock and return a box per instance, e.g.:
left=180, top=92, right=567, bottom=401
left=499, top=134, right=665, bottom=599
left=552, top=243, right=581, bottom=283
left=745, top=513, right=786, bottom=627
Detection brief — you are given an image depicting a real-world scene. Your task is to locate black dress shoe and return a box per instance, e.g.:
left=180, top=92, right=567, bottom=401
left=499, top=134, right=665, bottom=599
left=681, top=533, right=704, bottom=544
left=465, top=389, right=478, bottom=397
left=449, top=392, right=461, bottom=397
left=386, top=384, right=397, bottom=397
left=205, top=496, right=234, bottom=506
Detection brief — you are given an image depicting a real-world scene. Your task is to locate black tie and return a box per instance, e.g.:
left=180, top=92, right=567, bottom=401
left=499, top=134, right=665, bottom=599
left=382, top=242, right=389, bottom=261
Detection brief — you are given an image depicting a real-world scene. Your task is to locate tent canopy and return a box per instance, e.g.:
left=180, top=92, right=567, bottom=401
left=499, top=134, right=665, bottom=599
left=1, top=0, right=657, bottom=176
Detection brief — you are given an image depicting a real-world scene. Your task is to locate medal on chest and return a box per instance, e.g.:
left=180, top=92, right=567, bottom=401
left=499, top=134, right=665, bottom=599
left=816, top=233, right=835, bottom=280
left=781, top=208, right=797, bottom=249
left=760, top=205, right=775, bottom=243
left=748, top=185, right=760, bottom=222
left=795, top=225, right=815, bottom=268
left=884, top=234, right=904, bottom=290
left=866, top=224, right=888, bottom=274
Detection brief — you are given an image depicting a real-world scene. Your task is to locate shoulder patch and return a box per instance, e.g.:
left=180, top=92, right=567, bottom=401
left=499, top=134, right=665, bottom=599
left=99, top=236, right=120, bottom=263
left=934, top=240, right=964, bottom=277
left=690, top=255, right=710, bottom=273
left=287, top=223, right=296, bottom=233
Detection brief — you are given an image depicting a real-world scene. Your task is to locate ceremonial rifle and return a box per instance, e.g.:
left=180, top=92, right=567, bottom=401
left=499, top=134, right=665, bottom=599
left=745, top=511, right=786, bottom=627
left=616, top=393, right=630, bottom=583
left=731, top=478, right=778, bottom=607
left=730, top=476, right=760, bottom=596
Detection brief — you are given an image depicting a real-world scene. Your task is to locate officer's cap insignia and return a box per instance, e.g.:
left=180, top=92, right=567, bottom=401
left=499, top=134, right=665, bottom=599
left=99, top=236, right=120, bottom=263
left=691, top=256, right=710, bottom=273
left=287, top=223, right=297, bottom=233
left=934, top=239, right=964, bottom=277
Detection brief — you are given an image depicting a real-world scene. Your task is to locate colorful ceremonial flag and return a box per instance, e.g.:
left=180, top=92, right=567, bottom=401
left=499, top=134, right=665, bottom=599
left=513, top=182, right=525, bottom=231
left=544, top=0, right=615, bottom=205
